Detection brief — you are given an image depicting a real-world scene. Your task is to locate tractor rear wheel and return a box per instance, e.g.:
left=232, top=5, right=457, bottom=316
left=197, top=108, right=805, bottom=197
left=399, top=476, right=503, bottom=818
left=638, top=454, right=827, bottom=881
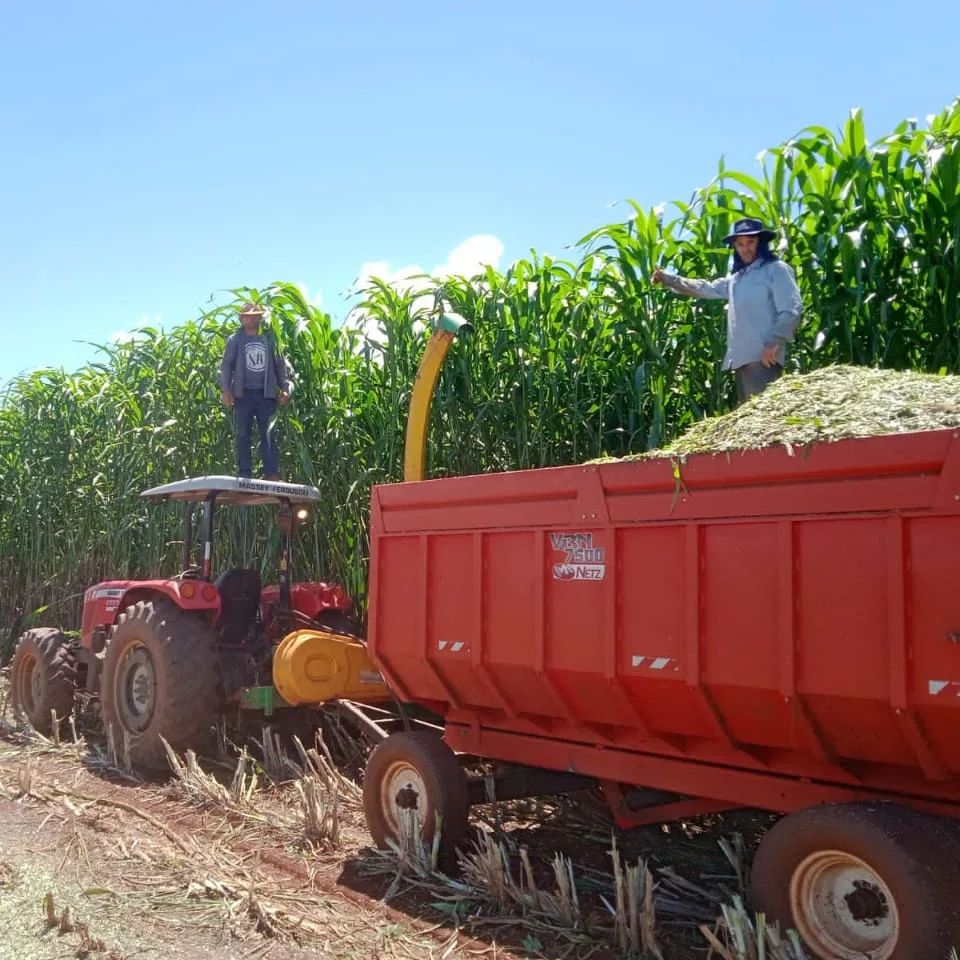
left=101, top=598, right=218, bottom=771
left=751, top=802, right=960, bottom=960
left=363, top=731, right=469, bottom=859
left=10, top=628, right=76, bottom=735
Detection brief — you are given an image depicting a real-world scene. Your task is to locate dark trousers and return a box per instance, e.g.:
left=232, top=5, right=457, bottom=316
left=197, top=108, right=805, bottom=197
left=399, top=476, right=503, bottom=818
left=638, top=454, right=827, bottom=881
left=234, top=392, right=279, bottom=477
left=735, top=362, right=782, bottom=405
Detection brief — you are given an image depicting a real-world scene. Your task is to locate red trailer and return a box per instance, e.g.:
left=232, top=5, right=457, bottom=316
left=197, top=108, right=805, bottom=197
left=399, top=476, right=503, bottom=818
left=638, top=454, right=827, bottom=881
left=363, top=424, right=960, bottom=960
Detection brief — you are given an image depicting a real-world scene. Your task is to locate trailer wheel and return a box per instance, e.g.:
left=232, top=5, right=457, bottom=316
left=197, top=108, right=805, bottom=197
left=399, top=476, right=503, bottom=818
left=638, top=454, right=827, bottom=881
left=751, top=803, right=960, bottom=960
left=363, top=731, right=468, bottom=857
left=101, top=599, right=218, bottom=772
left=10, top=628, right=76, bottom=735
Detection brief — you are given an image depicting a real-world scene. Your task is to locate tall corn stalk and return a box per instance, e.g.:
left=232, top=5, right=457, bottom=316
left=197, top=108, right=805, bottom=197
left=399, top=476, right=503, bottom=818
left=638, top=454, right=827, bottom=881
left=1, top=100, right=959, bottom=646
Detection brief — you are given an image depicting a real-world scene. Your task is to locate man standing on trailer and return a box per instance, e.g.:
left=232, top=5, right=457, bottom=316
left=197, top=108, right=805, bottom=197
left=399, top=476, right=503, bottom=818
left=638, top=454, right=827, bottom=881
left=219, top=301, right=290, bottom=480
left=653, top=217, right=803, bottom=404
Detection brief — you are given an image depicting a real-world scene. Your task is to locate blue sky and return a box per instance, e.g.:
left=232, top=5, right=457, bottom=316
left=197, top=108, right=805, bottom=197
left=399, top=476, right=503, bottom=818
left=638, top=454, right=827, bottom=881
left=1, top=1, right=958, bottom=385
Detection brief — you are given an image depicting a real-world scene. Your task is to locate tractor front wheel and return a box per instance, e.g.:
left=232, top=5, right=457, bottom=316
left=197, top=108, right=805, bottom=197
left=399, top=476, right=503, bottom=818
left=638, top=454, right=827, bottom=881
left=101, top=599, right=218, bottom=771
left=10, top=628, right=76, bottom=734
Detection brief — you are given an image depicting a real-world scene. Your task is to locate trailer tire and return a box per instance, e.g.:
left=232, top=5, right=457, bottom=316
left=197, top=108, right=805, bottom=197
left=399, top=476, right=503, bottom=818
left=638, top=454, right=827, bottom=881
left=101, top=599, right=218, bottom=772
left=10, top=628, right=76, bottom=735
left=751, top=803, right=960, bottom=960
left=363, top=731, right=468, bottom=858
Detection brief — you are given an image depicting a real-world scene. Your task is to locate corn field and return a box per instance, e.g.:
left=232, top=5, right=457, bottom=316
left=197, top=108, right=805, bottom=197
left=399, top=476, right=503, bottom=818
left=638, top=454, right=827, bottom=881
left=1, top=99, right=959, bottom=649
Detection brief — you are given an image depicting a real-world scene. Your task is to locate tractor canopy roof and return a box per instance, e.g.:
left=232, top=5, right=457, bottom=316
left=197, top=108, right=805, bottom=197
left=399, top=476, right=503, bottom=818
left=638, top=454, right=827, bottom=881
left=140, top=475, right=321, bottom=506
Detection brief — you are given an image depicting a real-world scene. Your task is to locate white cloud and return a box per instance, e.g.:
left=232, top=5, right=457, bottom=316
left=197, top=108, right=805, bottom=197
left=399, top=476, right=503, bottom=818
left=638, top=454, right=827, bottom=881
left=353, top=233, right=504, bottom=295
left=432, top=234, right=504, bottom=279
left=343, top=234, right=504, bottom=358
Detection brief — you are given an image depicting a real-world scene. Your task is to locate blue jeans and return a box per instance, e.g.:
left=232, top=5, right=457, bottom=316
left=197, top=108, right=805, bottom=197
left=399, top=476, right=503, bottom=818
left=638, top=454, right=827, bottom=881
left=234, top=393, right=279, bottom=477
left=735, top=362, right=782, bottom=405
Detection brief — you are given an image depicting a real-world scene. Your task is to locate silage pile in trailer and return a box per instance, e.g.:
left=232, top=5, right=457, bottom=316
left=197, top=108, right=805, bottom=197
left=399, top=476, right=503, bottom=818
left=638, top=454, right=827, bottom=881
left=656, top=365, right=960, bottom=458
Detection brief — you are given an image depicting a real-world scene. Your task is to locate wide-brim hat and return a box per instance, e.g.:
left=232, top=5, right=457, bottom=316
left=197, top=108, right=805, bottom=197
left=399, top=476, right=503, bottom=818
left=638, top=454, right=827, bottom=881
left=238, top=301, right=266, bottom=317
left=723, top=217, right=776, bottom=245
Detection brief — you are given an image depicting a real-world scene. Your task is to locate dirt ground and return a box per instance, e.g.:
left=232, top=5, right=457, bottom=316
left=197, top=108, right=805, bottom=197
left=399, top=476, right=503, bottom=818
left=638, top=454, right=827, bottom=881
left=0, top=718, right=766, bottom=960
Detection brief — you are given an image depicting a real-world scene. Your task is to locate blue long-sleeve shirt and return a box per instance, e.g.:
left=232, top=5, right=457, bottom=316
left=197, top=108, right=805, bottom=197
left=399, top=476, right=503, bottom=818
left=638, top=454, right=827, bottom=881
left=661, top=258, right=802, bottom=370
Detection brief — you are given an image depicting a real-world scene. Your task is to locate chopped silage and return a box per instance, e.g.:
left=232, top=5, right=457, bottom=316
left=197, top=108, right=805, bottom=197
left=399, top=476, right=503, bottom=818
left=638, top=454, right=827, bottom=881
left=647, top=365, right=960, bottom=459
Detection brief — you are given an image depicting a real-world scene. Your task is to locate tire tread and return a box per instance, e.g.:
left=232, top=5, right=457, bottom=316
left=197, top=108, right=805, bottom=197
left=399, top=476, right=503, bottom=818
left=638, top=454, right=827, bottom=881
left=101, top=599, right=219, bottom=770
left=11, top=628, right=77, bottom=733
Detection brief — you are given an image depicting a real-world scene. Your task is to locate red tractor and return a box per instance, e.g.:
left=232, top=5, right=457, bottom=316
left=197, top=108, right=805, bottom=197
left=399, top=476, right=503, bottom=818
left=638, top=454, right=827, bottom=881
left=10, top=476, right=367, bottom=769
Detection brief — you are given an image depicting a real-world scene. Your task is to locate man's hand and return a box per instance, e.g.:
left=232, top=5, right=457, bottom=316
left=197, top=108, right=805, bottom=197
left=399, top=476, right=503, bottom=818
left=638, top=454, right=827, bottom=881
left=220, top=388, right=234, bottom=406
left=760, top=344, right=780, bottom=367
left=652, top=267, right=664, bottom=284
left=278, top=389, right=290, bottom=406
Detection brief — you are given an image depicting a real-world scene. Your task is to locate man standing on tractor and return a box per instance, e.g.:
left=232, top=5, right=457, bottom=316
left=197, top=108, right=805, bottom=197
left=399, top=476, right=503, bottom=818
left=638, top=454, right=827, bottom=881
left=219, top=301, right=290, bottom=480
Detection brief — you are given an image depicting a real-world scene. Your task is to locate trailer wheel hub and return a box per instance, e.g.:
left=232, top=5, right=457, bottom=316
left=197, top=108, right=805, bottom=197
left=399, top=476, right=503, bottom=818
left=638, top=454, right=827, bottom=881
left=791, top=850, right=898, bottom=959
left=115, top=644, right=157, bottom=734
left=380, top=761, right=428, bottom=838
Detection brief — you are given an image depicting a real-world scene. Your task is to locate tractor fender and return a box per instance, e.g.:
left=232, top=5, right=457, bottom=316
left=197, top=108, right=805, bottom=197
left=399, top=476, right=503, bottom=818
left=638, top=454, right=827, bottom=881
left=81, top=579, right=221, bottom=650
left=118, top=580, right=221, bottom=620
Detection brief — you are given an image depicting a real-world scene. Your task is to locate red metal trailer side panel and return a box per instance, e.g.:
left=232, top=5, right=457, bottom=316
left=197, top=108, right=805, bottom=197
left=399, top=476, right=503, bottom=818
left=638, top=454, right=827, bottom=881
left=368, top=429, right=960, bottom=814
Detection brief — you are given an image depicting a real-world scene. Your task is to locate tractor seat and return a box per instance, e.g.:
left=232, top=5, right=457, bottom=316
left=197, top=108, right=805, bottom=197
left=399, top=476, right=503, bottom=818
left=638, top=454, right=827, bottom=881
left=214, top=568, right=262, bottom=645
